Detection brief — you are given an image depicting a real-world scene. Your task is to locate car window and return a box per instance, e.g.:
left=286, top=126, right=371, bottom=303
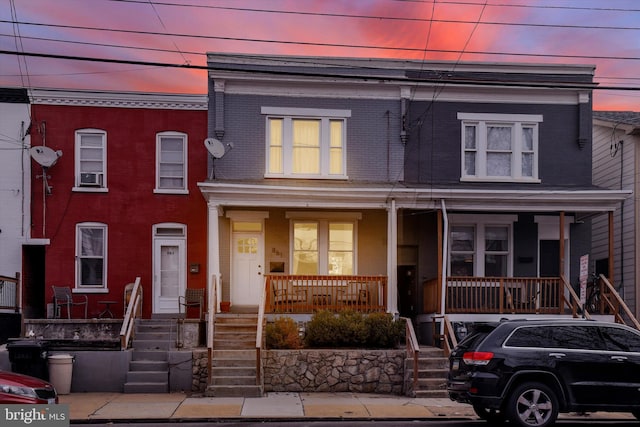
left=600, top=326, right=640, bottom=352
left=549, top=326, right=605, bottom=350
left=505, top=325, right=605, bottom=350
left=504, top=326, right=550, bottom=347
left=455, top=323, right=496, bottom=350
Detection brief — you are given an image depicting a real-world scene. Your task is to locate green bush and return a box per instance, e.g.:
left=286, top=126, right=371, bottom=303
left=265, top=316, right=302, bottom=349
left=303, top=310, right=405, bottom=349
left=365, top=312, right=406, bottom=348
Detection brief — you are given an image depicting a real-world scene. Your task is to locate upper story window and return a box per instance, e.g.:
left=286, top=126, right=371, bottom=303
left=156, top=132, right=188, bottom=193
left=76, top=222, right=107, bottom=291
left=262, top=107, right=350, bottom=179
left=74, top=129, right=107, bottom=191
left=458, top=113, right=542, bottom=183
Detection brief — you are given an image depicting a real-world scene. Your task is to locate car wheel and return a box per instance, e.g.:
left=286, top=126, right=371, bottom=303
left=505, top=382, right=558, bottom=427
left=472, top=404, right=505, bottom=424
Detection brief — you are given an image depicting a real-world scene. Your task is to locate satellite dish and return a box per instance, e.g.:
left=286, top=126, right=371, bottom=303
left=204, top=138, right=227, bottom=159
left=30, top=146, right=63, bottom=168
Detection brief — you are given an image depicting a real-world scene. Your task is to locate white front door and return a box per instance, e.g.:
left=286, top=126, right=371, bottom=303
left=231, top=231, right=264, bottom=306
left=153, top=238, right=186, bottom=314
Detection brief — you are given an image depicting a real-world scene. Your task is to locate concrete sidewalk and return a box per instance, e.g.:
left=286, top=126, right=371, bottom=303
left=59, top=392, right=636, bottom=423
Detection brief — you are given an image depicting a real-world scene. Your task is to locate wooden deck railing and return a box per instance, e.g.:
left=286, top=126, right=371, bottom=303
left=0, top=273, right=20, bottom=311
left=264, top=275, right=387, bottom=313
left=597, top=274, right=640, bottom=330
left=445, top=276, right=562, bottom=314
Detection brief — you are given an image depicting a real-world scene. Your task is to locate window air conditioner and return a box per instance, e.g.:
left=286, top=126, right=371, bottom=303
left=80, top=172, right=102, bottom=186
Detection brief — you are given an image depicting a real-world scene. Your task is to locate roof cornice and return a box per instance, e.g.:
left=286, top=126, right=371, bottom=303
left=30, top=88, right=207, bottom=110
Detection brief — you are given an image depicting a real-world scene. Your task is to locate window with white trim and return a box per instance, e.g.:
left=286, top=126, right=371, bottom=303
left=458, top=113, right=542, bottom=182
left=292, top=220, right=355, bottom=275
left=263, top=107, right=349, bottom=179
left=75, top=129, right=106, bottom=190
left=156, top=132, right=187, bottom=193
left=449, top=223, right=511, bottom=277
left=76, top=223, right=107, bottom=289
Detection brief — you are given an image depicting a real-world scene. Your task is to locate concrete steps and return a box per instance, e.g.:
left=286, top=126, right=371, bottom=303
left=406, top=346, right=449, bottom=398
left=205, top=314, right=263, bottom=397
left=124, top=319, right=176, bottom=393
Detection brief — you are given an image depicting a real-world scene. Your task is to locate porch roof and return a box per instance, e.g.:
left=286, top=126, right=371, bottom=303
left=198, top=180, right=629, bottom=212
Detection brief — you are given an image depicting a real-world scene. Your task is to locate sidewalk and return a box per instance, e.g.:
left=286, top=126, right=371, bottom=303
left=59, top=392, right=636, bottom=422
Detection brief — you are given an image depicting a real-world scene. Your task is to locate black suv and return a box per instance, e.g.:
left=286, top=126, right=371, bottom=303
left=447, top=318, right=640, bottom=427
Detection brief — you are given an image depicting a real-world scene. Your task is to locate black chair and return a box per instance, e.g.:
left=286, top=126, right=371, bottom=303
left=178, top=288, right=205, bottom=319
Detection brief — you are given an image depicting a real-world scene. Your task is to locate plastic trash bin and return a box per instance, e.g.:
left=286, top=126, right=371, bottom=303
left=48, top=354, right=74, bottom=394
left=7, top=339, right=50, bottom=380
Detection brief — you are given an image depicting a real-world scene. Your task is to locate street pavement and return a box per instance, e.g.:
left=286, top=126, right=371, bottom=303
left=59, top=391, right=636, bottom=423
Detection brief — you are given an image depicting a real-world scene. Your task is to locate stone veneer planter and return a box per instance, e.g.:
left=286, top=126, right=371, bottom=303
left=193, top=349, right=407, bottom=394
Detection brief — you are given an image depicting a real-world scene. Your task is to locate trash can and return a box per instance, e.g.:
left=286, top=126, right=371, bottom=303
left=7, top=339, right=50, bottom=380
left=48, top=354, right=74, bottom=395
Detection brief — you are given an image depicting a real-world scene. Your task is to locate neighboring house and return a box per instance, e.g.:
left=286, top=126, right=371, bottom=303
left=592, top=111, right=640, bottom=318
left=202, top=54, right=629, bottom=341
left=27, top=89, right=208, bottom=319
left=0, top=89, right=31, bottom=324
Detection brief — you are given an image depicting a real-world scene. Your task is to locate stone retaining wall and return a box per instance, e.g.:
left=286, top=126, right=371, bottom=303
left=192, top=349, right=406, bottom=394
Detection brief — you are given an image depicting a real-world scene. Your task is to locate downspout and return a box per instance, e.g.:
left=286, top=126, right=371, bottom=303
left=439, top=199, right=449, bottom=318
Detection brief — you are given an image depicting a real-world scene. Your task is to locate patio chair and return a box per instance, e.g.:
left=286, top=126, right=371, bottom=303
left=273, top=281, right=307, bottom=311
left=52, top=286, right=88, bottom=319
left=337, top=282, right=370, bottom=306
left=178, top=288, right=205, bottom=319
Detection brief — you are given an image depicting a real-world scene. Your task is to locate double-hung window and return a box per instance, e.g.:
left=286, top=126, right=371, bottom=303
left=75, top=129, right=106, bottom=190
left=76, top=222, right=107, bottom=290
left=263, top=107, right=349, bottom=179
left=458, top=113, right=542, bottom=182
left=156, top=132, right=187, bottom=193
left=289, top=213, right=358, bottom=275
left=449, top=218, right=513, bottom=277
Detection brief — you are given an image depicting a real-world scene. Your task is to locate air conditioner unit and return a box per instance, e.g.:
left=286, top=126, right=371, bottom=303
left=80, top=172, right=102, bottom=186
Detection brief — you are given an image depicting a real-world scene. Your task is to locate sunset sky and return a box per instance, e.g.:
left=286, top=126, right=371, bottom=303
left=1, top=0, right=639, bottom=111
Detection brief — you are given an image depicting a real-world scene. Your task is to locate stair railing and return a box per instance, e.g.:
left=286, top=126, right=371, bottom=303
left=400, top=317, right=419, bottom=394
left=256, top=277, right=267, bottom=386
left=431, top=315, right=458, bottom=356
left=559, top=274, right=590, bottom=319
left=597, top=274, right=640, bottom=329
left=120, top=277, right=142, bottom=350
left=207, top=275, right=218, bottom=386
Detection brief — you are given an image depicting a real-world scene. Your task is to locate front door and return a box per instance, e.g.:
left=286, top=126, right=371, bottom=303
left=231, top=229, right=264, bottom=306
left=153, top=238, right=186, bottom=314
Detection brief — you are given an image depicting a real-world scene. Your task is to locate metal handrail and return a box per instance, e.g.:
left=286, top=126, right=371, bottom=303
left=256, top=277, right=267, bottom=386
left=400, top=317, right=419, bottom=394
left=119, top=277, right=141, bottom=350
left=207, top=275, right=218, bottom=386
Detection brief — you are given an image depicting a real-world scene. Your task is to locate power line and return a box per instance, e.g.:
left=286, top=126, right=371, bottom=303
left=2, top=49, right=640, bottom=92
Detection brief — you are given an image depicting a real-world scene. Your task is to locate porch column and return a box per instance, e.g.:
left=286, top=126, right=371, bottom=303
left=608, top=211, right=615, bottom=283
left=387, top=199, right=398, bottom=314
left=207, top=201, right=222, bottom=312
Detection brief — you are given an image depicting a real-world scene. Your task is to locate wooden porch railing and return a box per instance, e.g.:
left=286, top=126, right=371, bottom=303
left=0, top=273, right=20, bottom=311
left=400, top=317, right=419, bottom=393
left=256, top=276, right=266, bottom=386
left=444, top=276, right=563, bottom=314
left=119, top=277, right=142, bottom=350
left=595, top=274, right=640, bottom=330
left=264, top=275, right=387, bottom=313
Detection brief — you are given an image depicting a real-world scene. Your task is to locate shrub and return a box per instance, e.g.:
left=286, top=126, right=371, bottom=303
left=265, top=316, right=302, bottom=349
left=303, top=310, right=339, bottom=348
left=365, top=312, right=406, bottom=348
left=303, top=310, right=404, bottom=349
